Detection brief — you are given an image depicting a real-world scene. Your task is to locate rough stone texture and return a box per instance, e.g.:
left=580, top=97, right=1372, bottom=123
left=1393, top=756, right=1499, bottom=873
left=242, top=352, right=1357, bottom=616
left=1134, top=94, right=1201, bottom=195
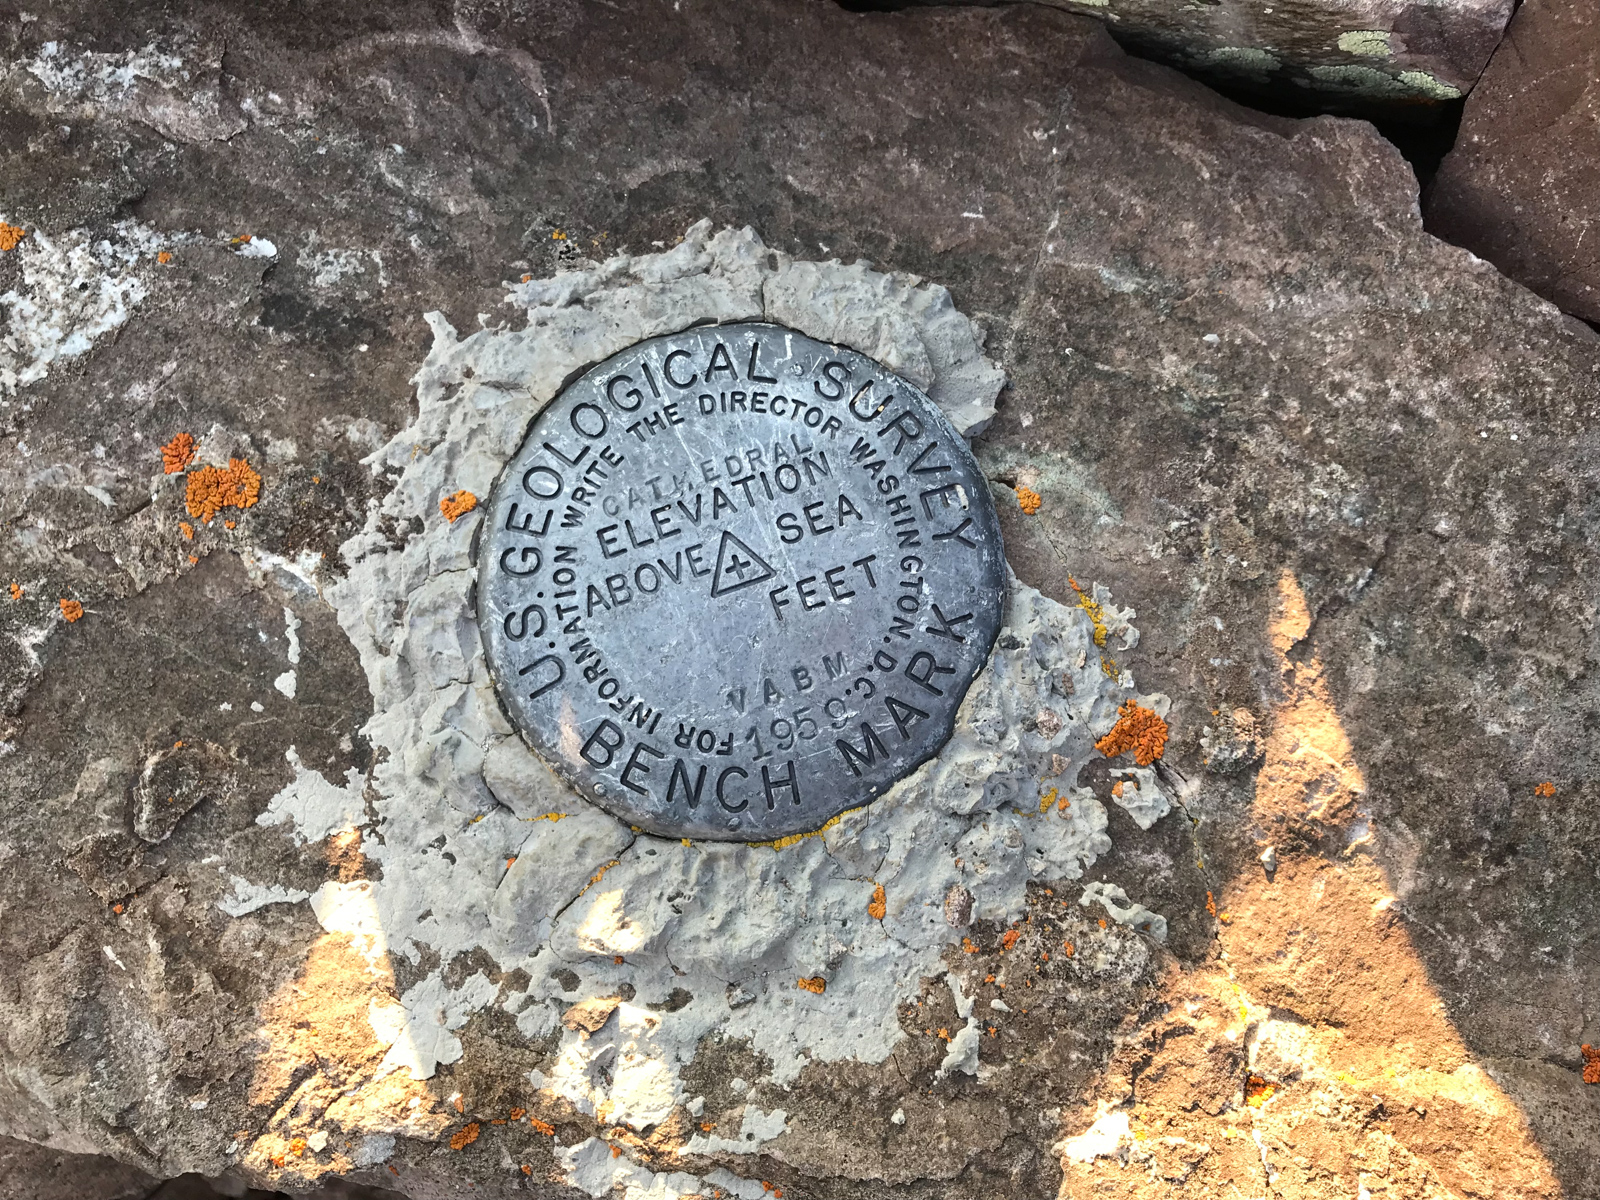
left=0, top=2, right=1597, bottom=1199
left=1427, top=0, right=1600, bottom=324
left=891, top=0, right=1510, bottom=112
left=0, top=1133, right=155, bottom=1200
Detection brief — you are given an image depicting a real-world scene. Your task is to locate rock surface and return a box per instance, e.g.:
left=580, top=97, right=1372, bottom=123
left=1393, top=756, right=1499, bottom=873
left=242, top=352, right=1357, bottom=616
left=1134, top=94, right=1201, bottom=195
left=1427, top=0, right=1600, bottom=324
left=0, top=1134, right=155, bottom=1200
left=0, top=2, right=1597, bottom=1199
left=893, top=0, right=1511, bottom=112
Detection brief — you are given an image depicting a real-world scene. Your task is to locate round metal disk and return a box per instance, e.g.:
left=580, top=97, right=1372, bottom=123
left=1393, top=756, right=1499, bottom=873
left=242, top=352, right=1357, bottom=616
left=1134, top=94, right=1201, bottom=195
left=477, top=322, right=1006, bottom=841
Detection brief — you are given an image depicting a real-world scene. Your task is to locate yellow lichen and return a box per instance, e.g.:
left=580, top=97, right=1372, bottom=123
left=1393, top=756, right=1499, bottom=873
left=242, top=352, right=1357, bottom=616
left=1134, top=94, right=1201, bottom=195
left=1245, top=1075, right=1277, bottom=1108
left=1067, top=577, right=1108, bottom=647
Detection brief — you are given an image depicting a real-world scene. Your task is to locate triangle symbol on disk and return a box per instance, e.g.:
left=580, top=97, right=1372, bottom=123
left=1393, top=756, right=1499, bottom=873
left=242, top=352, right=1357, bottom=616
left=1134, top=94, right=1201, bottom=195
left=710, top=529, right=777, bottom=598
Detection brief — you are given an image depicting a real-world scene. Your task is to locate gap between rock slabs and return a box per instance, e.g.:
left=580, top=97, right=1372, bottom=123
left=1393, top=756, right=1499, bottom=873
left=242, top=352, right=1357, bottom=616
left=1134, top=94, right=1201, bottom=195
left=829, top=0, right=1467, bottom=188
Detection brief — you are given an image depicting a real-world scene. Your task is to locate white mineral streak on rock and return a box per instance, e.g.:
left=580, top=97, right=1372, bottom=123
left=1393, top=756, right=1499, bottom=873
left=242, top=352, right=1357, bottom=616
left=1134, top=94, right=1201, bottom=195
left=22, top=38, right=246, bottom=143
left=255, top=746, right=366, bottom=843
left=233, top=222, right=1168, bottom=1179
left=236, top=236, right=277, bottom=259
left=216, top=877, right=312, bottom=917
left=368, top=970, right=498, bottom=1080
left=308, top=880, right=391, bottom=974
left=0, top=219, right=174, bottom=395
left=1109, top=766, right=1171, bottom=830
left=936, top=972, right=982, bottom=1079
left=1079, top=880, right=1168, bottom=944
left=561, top=1138, right=768, bottom=1200
left=1055, top=1107, right=1131, bottom=1163
left=683, top=1105, right=790, bottom=1155
left=282, top=605, right=302, bottom=664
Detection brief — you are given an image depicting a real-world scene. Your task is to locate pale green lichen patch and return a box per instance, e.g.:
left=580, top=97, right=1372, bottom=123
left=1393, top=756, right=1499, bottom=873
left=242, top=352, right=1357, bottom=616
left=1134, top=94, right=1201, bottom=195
left=1337, top=30, right=1392, bottom=58
left=1308, top=63, right=1461, bottom=100
left=1202, top=46, right=1280, bottom=82
left=1398, top=69, right=1462, bottom=100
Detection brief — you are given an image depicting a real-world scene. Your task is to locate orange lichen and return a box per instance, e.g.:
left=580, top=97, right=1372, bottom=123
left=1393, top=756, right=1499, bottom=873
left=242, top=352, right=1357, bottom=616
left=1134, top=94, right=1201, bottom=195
left=440, top=489, right=478, bottom=522
left=529, top=1118, right=555, bottom=1136
left=59, top=598, right=84, bottom=623
left=8, top=582, right=19, bottom=600
left=1583, top=1044, right=1600, bottom=1085
left=937, top=1027, right=950, bottom=1041
left=453, top=1096, right=464, bottom=1113
left=962, top=937, right=980, bottom=954
left=161, top=432, right=197, bottom=474
left=868, top=883, right=886, bottom=920
left=1097, top=917, right=1107, bottom=929
left=1110, top=780, right=1125, bottom=798
left=610, top=1145, right=622, bottom=1158
left=1206, top=891, right=1218, bottom=918
left=1001, top=929, right=1020, bottom=951
left=797, top=976, right=826, bottom=994
left=188, top=555, right=199, bottom=565
left=449, top=1122, right=480, bottom=1150
left=224, top=519, right=236, bottom=530
left=1063, top=942, right=1075, bottom=957
left=185, top=458, right=261, bottom=523
left=179, top=521, right=194, bottom=540
left=1245, top=1075, right=1277, bottom=1108
left=112, top=903, right=124, bottom=914
left=288, top=1137, right=307, bottom=1157
left=1095, top=700, right=1169, bottom=766
left=521, top=1164, right=533, bottom=1175
left=0, top=222, right=26, bottom=252
left=1535, top=781, right=1556, bottom=797
left=509, top=1107, right=526, bottom=1120
left=157, top=250, right=173, bottom=264
left=1016, top=486, right=1042, bottom=515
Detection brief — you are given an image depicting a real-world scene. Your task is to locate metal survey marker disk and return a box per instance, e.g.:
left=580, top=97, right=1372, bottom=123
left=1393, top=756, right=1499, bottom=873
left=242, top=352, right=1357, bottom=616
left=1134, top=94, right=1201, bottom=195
left=477, top=322, right=1006, bottom=841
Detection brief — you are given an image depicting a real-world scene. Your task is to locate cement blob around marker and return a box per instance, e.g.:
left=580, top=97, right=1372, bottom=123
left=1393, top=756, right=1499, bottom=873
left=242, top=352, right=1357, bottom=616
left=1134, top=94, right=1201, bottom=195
left=238, top=221, right=1174, bottom=1185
